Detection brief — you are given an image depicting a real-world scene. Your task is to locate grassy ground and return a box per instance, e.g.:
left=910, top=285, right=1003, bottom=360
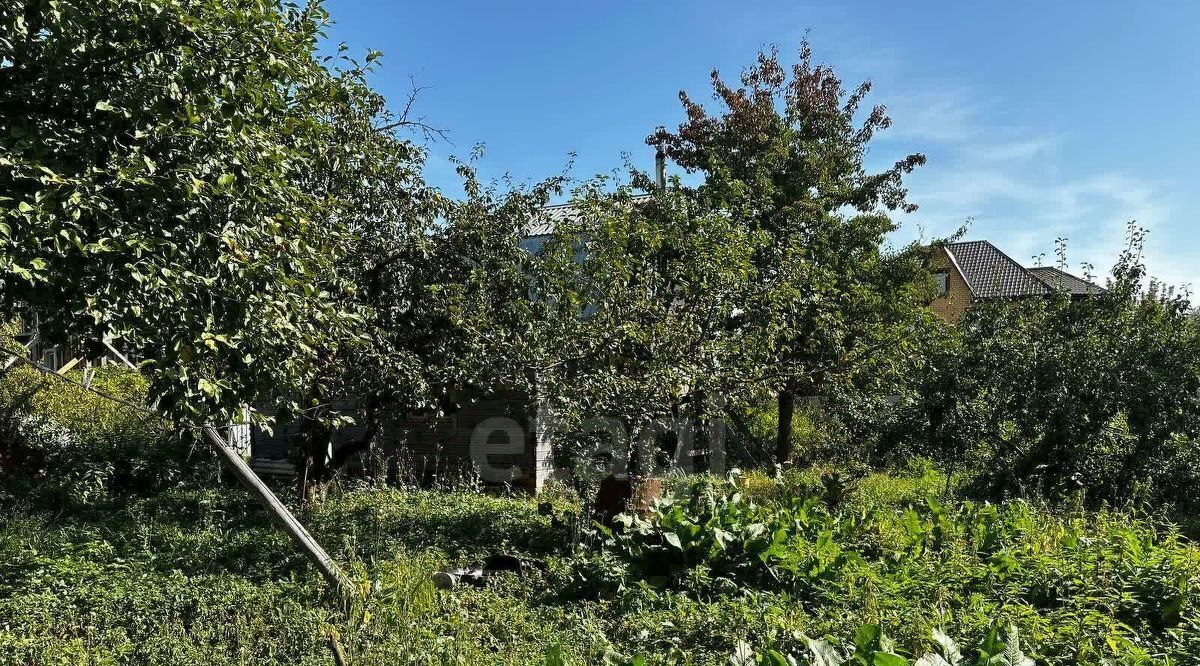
left=2, top=370, right=1197, bottom=663
left=2, top=467, right=1198, bottom=665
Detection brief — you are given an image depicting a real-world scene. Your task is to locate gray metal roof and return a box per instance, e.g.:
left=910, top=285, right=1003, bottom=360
left=945, top=240, right=1051, bottom=299
left=528, top=203, right=581, bottom=237
left=1027, top=266, right=1106, bottom=296
left=528, top=195, right=653, bottom=238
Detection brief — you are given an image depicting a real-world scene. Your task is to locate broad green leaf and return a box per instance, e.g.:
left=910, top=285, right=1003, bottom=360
left=929, top=628, right=962, bottom=666
left=805, top=638, right=846, bottom=666
left=729, top=641, right=754, bottom=666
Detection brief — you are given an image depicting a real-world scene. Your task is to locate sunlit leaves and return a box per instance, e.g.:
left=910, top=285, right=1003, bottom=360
left=0, top=0, right=398, bottom=425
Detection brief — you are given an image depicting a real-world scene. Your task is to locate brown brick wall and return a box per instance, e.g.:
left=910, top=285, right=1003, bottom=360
left=929, top=246, right=974, bottom=323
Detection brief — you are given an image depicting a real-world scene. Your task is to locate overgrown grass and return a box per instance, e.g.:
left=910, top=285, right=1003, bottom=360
left=4, top=472, right=1198, bottom=664
left=582, top=472, right=1200, bottom=663
left=3, top=369, right=1200, bottom=664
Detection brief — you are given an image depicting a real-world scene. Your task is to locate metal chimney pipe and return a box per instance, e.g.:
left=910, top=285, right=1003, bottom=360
left=655, top=147, right=666, bottom=189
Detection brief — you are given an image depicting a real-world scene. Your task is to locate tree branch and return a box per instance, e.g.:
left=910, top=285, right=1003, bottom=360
left=375, top=76, right=449, bottom=143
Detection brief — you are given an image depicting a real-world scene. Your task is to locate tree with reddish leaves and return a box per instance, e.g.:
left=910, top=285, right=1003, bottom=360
left=650, top=42, right=936, bottom=465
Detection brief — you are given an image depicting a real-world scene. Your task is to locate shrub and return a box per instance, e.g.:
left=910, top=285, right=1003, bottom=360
left=578, top=472, right=1200, bottom=663
left=900, top=269, right=1200, bottom=519
left=0, top=366, right=211, bottom=504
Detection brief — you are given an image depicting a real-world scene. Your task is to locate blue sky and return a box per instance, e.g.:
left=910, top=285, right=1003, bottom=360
left=324, top=0, right=1198, bottom=289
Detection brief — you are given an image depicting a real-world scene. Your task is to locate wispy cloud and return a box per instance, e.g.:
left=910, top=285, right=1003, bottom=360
left=874, top=84, right=1192, bottom=289
left=973, top=135, right=1060, bottom=162
left=882, top=90, right=982, bottom=144
left=792, top=33, right=1194, bottom=290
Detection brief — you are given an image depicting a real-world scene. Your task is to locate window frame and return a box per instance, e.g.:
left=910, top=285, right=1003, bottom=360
left=41, top=346, right=60, bottom=371
left=934, top=271, right=950, bottom=297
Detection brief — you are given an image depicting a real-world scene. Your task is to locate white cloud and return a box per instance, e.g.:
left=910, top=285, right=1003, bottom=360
left=881, top=89, right=1193, bottom=289
left=973, top=135, right=1060, bottom=162
left=787, top=32, right=1195, bottom=290
left=882, top=90, right=981, bottom=143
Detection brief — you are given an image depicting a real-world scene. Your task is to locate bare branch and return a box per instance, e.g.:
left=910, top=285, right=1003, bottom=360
left=375, top=75, right=450, bottom=144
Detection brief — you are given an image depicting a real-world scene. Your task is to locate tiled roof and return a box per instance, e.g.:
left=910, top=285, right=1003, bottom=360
left=945, top=240, right=1050, bottom=299
left=1027, top=266, right=1106, bottom=296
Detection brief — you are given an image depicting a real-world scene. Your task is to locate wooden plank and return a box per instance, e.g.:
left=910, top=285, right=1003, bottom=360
left=202, top=425, right=352, bottom=595
left=102, top=339, right=137, bottom=369
left=56, top=357, right=82, bottom=375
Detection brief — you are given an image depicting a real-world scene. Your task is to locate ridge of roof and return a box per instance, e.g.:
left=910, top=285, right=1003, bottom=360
left=940, top=242, right=973, bottom=294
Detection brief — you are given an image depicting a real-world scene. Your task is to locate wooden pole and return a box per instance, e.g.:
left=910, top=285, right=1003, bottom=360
left=326, top=629, right=349, bottom=666
left=1, top=350, right=358, bottom=657
left=201, top=425, right=353, bottom=596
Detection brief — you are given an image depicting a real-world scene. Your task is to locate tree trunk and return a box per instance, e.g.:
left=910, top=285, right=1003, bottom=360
left=775, top=388, right=795, bottom=466
left=296, top=369, right=332, bottom=504
left=327, top=395, right=383, bottom=477
left=298, top=416, right=331, bottom=505
left=690, top=390, right=707, bottom=473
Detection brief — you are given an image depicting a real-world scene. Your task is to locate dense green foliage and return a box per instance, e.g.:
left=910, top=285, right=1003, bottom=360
left=530, top=180, right=758, bottom=479
left=2, top=0, right=1198, bottom=661
left=3, top=376, right=1199, bottom=664
left=296, top=157, right=570, bottom=481
left=580, top=471, right=1200, bottom=663
left=893, top=232, right=1200, bottom=521
left=649, top=43, right=936, bottom=463
left=0, top=0, right=432, bottom=425
left=0, top=365, right=208, bottom=505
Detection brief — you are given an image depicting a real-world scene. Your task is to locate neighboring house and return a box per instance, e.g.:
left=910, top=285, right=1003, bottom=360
left=1026, top=266, right=1108, bottom=297
left=520, top=201, right=579, bottom=253
left=930, top=240, right=1105, bottom=323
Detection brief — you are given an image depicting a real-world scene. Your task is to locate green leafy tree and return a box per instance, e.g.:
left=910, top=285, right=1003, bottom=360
left=529, top=168, right=760, bottom=479
left=907, top=226, right=1200, bottom=508
left=310, top=157, right=568, bottom=483
left=0, top=1, right=421, bottom=426
left=649, top=43, right=934, bottom=464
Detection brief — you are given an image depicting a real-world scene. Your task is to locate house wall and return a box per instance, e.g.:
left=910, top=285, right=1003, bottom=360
left=11, top=311, right=138, bottom=372
left=250, top=389, right=544, bottom=489
left=929, top=246, right=974, bottom=323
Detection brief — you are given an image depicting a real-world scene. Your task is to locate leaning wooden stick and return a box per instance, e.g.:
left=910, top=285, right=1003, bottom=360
left=1, top=348, right=354, bottom=597
left=201, top=424, right=353, bottom=595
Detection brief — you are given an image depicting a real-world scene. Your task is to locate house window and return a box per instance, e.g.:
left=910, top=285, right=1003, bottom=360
left=935, top=271, right=949, bottom=296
